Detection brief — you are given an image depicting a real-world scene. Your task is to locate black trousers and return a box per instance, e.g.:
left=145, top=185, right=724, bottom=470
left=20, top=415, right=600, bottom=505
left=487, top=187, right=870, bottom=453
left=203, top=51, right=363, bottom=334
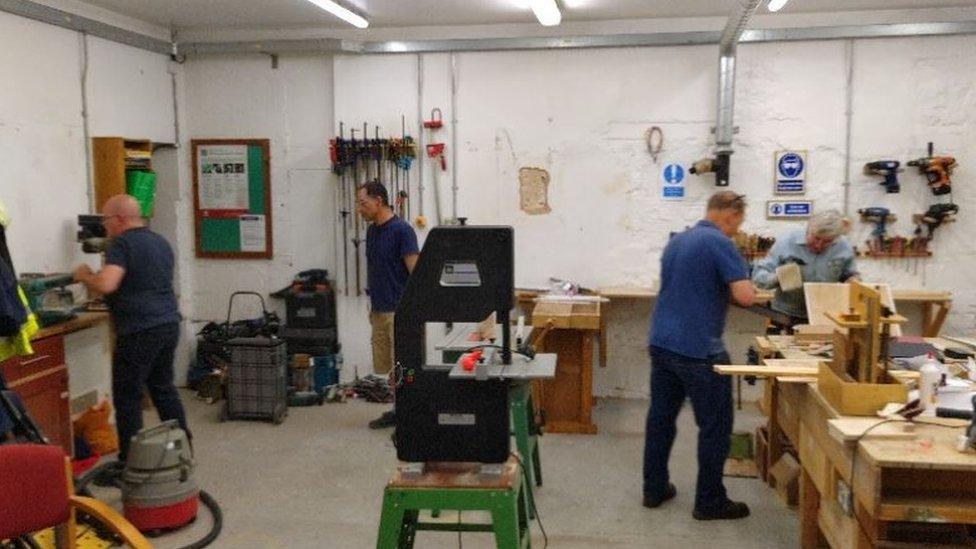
left=113, top=322, right=190, bottom=461
left=643, top=346, right=733, bottom=511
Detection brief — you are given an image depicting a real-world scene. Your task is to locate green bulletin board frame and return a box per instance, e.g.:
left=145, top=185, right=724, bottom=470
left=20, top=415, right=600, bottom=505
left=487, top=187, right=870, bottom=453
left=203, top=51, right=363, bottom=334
left=192, top=139, right=273, bottom=259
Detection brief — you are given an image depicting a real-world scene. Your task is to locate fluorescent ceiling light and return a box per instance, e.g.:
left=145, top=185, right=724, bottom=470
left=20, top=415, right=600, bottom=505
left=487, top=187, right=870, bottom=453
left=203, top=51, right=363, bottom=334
left=530, top=0, right=561, bottom=26
left=305, top=0, right=369, bottom=28
left=767, top=0, right=791, bottom=12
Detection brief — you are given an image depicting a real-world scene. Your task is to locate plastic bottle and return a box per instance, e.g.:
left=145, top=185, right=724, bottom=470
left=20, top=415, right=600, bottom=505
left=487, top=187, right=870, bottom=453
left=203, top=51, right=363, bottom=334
left=919, top=353, right=941, bottom=416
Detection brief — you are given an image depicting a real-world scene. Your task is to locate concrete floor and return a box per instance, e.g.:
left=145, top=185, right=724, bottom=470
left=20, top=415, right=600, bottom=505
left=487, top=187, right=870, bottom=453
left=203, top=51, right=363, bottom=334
left=90, top=390, right=799, bottom=548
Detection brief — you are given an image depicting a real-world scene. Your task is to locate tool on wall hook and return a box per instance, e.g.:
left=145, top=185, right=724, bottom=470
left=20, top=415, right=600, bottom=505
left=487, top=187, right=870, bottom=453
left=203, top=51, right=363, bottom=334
left=645, top=126, right=664, bottom=164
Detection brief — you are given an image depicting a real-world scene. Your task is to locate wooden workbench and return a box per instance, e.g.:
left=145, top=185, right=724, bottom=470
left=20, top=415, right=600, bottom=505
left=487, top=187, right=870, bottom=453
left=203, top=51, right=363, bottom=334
left=750, top=333, right=976, bottom=547
left=31, top=312, right=109, bottom=341
left=782, top=380, right=976, bottom=548
left=2, top=312, right=110, bottom=455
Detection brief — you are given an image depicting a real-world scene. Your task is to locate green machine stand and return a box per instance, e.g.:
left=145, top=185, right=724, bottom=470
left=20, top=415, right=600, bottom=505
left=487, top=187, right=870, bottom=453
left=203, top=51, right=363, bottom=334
left=376, top=457, right=533, bottom=549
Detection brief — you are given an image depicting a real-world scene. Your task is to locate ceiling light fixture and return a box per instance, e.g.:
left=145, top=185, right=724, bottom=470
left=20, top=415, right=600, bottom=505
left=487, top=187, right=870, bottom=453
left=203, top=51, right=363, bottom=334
left=767, top=0, right=791, bottom=12
left=529, top=0, right=561, bottom=26
left=305, top=0, right=369, bottom=28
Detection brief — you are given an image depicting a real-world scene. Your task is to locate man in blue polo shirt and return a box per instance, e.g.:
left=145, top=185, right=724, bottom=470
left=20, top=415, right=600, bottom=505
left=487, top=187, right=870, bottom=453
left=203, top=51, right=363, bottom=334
left=356, top=181, right=419, bottom=429
left=643, top=191, right=756, bottom=520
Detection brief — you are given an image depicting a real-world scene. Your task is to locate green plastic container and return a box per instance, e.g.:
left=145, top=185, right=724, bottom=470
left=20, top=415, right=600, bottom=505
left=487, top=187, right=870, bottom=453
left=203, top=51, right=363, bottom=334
left=126, top=170, right=157, bottom=217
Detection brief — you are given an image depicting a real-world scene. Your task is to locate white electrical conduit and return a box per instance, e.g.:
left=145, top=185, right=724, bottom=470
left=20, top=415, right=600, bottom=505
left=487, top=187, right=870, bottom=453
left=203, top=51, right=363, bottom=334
left=79, top=31, right=94, bottom=213
left=842, top=39, right=855, bottom=216
left=450, top=52, right=459, bottom=222
left=416, top=54, right=425, bottom=221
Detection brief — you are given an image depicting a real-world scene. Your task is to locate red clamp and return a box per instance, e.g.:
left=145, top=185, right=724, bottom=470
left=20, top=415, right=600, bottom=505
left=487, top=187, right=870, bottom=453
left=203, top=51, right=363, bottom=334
left=460, top=349, right=483, bottom=372
left=427, top=143, right=447, bottom=170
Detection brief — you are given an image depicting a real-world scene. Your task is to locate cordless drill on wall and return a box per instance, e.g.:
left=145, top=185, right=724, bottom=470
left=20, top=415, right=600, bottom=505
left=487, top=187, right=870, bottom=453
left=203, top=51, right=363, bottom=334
left=863, top=160, right=901, bottom=193
left=908, top=143, right=957, bottom=195
left=858, top=207, right=892, bottom=255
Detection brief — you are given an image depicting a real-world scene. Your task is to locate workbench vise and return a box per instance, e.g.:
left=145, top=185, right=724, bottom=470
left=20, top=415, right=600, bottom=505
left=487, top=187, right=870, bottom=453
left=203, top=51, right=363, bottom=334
left=393, top=226, right=514, bottom=463
left=19, top=273, right=79, bottom=327
left=77, top=214, right=109, bottom=253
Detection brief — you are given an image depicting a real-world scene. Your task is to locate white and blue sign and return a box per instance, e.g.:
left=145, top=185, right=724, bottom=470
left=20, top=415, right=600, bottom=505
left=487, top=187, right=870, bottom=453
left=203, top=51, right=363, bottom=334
left=663, top=164, right=684, bottom=185
left=774, top=150, right=807, bottom=195
left=661, top=163, right=685, bottom=200
left=767, top=200, right=813, bottom=219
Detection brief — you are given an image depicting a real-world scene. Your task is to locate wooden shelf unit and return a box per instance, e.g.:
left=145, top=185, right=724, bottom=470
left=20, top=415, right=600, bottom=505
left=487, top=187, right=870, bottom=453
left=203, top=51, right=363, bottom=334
left=92, top=137, right=153, bottom=213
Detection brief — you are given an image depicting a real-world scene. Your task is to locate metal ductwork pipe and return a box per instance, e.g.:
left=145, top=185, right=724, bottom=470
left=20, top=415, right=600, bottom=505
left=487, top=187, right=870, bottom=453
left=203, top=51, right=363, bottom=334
left=713, top=0, right=764, bottom=186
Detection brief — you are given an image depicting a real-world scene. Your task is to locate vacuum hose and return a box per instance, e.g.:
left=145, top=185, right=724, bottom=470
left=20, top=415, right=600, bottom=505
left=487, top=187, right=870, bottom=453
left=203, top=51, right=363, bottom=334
left=74, top=461, right=222, bottom=549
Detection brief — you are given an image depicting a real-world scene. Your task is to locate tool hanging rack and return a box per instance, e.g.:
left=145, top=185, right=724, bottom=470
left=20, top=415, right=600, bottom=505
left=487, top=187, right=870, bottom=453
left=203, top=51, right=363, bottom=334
left=329, top=121, right=417, bottom=297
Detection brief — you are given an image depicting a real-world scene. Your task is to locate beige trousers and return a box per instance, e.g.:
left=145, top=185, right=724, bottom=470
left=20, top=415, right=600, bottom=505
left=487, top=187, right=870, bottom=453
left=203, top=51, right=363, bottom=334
left=369, top=311, right=395, bottom=375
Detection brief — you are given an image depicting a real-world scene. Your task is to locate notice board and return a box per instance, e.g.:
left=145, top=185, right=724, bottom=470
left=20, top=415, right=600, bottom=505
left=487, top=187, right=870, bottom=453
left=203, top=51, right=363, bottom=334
left=192, top=139, right=272, bottom=259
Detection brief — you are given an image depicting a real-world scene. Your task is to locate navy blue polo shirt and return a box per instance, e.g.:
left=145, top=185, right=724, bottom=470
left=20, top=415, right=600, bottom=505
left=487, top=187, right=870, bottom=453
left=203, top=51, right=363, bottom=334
left=366, top=216, right=419, bottom=313
left=104, top=227, right=181, bottom=336
left=649, top=220, right=749, bottom=359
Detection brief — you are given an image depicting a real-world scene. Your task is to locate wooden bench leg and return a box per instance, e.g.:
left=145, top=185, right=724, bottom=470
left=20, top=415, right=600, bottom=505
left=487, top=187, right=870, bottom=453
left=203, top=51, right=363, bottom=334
left=799, top=469, right=821, bottom=549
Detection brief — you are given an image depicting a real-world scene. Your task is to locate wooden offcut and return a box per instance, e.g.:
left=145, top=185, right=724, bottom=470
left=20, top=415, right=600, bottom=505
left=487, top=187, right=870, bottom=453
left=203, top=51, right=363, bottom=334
left=805, top=282, right=902, bottom=337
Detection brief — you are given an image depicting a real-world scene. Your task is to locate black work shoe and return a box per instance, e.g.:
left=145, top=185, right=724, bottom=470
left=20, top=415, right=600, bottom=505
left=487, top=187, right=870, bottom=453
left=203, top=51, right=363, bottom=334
left=368, top=410, right=396, bottom=429
left=643, top=483, right=677, bottom=508
left=693, top=500, right=751, bottom=521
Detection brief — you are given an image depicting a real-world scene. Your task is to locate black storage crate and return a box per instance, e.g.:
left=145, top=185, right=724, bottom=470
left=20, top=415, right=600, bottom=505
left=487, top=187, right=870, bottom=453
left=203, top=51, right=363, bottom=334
left=222, top=336, right=288, bottom=424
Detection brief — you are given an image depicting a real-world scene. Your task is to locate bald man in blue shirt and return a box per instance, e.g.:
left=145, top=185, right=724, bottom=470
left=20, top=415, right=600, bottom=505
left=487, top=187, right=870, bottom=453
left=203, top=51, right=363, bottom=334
left=643, top=191, right=756, bottom=521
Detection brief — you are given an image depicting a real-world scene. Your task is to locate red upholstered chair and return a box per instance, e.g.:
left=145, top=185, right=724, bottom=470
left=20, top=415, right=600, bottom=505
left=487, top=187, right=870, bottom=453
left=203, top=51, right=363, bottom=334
left=0, top=444, right=151, bottom=548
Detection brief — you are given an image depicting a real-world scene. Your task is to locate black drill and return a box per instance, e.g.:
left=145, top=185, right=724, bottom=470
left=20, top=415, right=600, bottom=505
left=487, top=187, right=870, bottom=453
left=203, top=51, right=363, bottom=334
left=917, top=203, right=959, bottom=240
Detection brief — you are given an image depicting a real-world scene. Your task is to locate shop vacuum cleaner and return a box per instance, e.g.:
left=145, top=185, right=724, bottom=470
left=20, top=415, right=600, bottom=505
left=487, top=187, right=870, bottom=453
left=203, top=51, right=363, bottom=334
left=120, top=421, right=199, bottom=532
left=77, top=421, right=222, bottom=547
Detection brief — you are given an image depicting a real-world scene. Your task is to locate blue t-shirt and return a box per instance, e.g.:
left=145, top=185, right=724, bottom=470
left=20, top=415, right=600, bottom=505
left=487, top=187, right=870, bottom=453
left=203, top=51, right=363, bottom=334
left=366, top=216, right=419, bottom=313
left=104, top=227, right=181, bottom=335
left=650, top=220, right=749, bottom=359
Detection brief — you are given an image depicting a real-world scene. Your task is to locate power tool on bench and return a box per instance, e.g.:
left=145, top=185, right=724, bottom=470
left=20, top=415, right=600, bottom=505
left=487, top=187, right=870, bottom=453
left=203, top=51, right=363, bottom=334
left=908, top=143, right=957, bottom=196
left=857, top=207, right=893, bottom=255
left=937, top=395, right=976, bottom=453
left=863, top=160, right=901, bottom=193
left=18, top=272, right=79, bottom=327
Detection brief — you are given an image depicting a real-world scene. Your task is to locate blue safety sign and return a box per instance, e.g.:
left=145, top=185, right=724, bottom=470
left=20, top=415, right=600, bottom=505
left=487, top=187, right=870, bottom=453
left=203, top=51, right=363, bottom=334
left=662, top=186, right=684, bottom=199
left=661, top=163, right=685, bottom=200
left=767, top=200, right=813, bottom=219
left=663, top=164, right=684, bottom=185
left=774, top=150, right=807, bottom=195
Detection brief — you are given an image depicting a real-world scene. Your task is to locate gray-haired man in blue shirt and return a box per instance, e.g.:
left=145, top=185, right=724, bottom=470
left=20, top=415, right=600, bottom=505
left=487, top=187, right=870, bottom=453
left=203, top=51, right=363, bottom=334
left=752, top=210, right=859, bottom=323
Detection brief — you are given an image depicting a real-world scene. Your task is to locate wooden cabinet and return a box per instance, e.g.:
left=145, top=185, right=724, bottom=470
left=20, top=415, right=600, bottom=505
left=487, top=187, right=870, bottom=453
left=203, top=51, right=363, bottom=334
left=1, top=336, right=72, bottom=454
left=91, top=137, right=153, bottom=213
left=533, top=329, right=598, bottom=434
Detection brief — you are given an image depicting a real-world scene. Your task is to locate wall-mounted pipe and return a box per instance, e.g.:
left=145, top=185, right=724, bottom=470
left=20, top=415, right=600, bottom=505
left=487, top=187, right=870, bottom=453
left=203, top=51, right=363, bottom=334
left=711, top=0, right=763, bottom=186
left=842, top=39, right=855, bottom=215
left=416, top=54, right=425, bottom=221
left=450, top=52, right=459, bottom=222
left=79, top=32, right=94, bottom=213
